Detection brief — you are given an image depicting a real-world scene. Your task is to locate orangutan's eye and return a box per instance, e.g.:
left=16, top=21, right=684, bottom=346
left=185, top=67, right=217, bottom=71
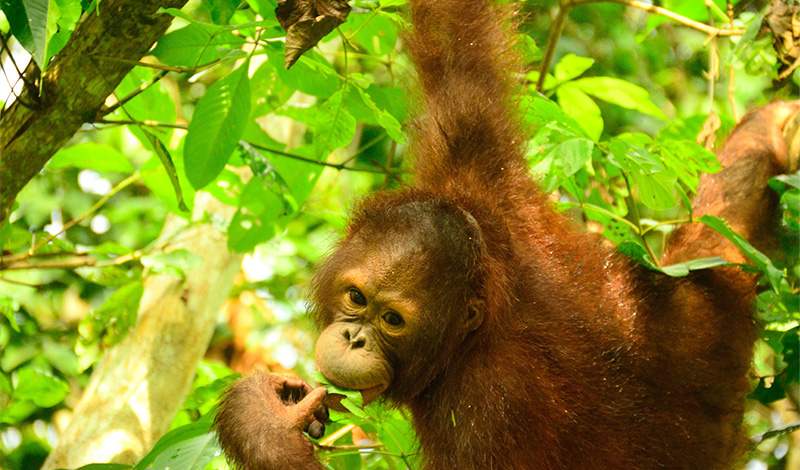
left=382, top=311, right=404, bottom=326
left=349, top=288, right=367, bottom=306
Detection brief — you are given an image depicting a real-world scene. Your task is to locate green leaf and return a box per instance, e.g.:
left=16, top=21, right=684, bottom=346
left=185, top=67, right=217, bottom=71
left=608, top=139, right=677, bottom=210
left=13, top=368, right=69, bottom=408
left=660, top=257, right=730, bottom=277
left=781, top=189, right=799, bottom=231
left=132, top=422, right=213, bottom=470
left=0, top=296, right=20, bottom=332
left=532, top=137, right=594, bottom=192
left=92, top=241, right=133, bottom=256
left=366, top=84, right=408, bottom=123
left=522, top=93, right=592, bottom=141
left=0, top=221, right=31, bottom=252
left=185, top=59, right=251, bottom=189
left=22, top=0, right=58, bottom=71
left=1, top=0, right=34, bottom=52
left=554, top=53, right=594, bottom=83
left=250, top=60, right=294, bottom=117
left=351, top=11, right=397, bottom=56
left=201, top=0, right=240, bottom=24
left=152, top=432, right=217, bottom=470
left=141, top=250, right=203, bottom=274
left=551, top=138, right=594, bottom=176
left=45, top=0, right=80, bottom=62
left=699, top=215, right=784, bottom=292
left=77, top=282, right=143, bottom=371
left=574, top=77, right=666, bottom=120
left=378, top=410, right=416, bottom=456
left=355, top=87, right=406, bottom=145
left=265, top=42, right=339, bottom=98
left=555, top=83, right=602, bottom=141
left=144, top=129, right=189, bottom=212
left=227, top=179, right=282, bottom=252
left=150, top=23, right=244, bottom=68
left=728, top=11, right=765, bottom=66
left=141, top=150, right=196, bottom=217
left=240, top=143, right=299, bottom=211
left=519, top=34, right=542, bottom=64
left=311, top=371, right=366, bottom=418
left=314, top=89, right=357, bottom=159
left=227, top=143, right=321, bottom=252
left=49, top=143, right=134, bottom=173
left=773, top=174, right=800, bottom=190
left=617, top=240, right=658, bottom=269
left=636, top=170, right=677, bottom=211
left=111, top=68, right=177, bottom=146
left=264, top=146, right=324, bottom=210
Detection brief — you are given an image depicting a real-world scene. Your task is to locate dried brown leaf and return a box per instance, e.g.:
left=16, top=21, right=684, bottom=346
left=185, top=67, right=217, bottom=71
left=275, top=0, right=351, bottom=69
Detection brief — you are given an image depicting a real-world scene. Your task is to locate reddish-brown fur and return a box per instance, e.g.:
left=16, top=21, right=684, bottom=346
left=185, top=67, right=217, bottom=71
left=214, top=1, right=799, bottom=468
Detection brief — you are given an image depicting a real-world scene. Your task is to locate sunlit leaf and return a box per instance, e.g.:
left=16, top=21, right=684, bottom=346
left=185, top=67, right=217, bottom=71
left=556, top=83, right=602, bottom=141
left=699, top=215, right=784, bottom=292
left=49, top=142, right=134, bottom=173
left=13, top=368, right=69, bottom=408
left=554, top=53, right=594, bottom=83
left=574, top=77, right=666, bottom=120
left=314, top=89, right=357, bottom=159
left=132, top=422, right=213, bottom=470
left=185, top=59, right=251, bottom=189
left=22, top=0, right=57, bottom=70
left=150, top=23, right=245, bottom=68
left=152, top=432, right=217, bottom=470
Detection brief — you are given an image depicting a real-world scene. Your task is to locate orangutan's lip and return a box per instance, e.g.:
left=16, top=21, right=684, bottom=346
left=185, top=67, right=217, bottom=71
left=358, top=383, right=387, bottom=404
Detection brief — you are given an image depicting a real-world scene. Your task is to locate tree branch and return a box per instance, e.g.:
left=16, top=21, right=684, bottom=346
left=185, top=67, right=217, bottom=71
left=537, top=0, right=745, bottom=92
left=0, top=0, right=189, bottom=226
left=574, top=0, right=745, bottom=36
left=41, top=193, right=243, bottom=469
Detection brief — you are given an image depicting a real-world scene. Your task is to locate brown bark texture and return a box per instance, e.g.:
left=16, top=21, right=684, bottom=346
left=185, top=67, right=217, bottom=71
left=0, top=0, right=188, bottom=224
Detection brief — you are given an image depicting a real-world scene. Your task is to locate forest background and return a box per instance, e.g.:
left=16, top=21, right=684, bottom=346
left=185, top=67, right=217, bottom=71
left=0, top=0, right=798, bottom=469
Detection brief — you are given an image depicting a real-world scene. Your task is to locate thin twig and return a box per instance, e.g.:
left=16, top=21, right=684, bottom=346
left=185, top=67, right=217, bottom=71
left=726, top=1, right=738, bottom=121
left=319, top=443, right=386, bottom=451
left=704, top=0, right=719, bottom=109
left=89, top=56, right=222, bottom=73
left=382, top=140, right=398, bottom=189
left=246, top=140, right=391, bottom=175
left=537, top=2, right=571, bottom=93
left=572, top=0, right=744, bottom=36
left=318, top=424, right=356, bottom=447
left=0, top=277, right=43, bottom=287
left=1, top=249, right=143, bottom=271
left=28, top=173, right=142, bottom=256
left=2, top=254, right=96, bottom=271
left=94, top=118, right=188, bottom=129
left=100, top=69, right=169, bottom=117
left=90, top=117, right=393, bottom=175
left=623, top=176, right=659, bottom=264
left=1, top=250, right=86, bottom=265
left=778, top=55, right=800, bottom=80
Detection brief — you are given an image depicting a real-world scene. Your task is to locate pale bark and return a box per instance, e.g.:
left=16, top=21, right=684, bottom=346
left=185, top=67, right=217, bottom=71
left=42, top=193, right=243, bottom=469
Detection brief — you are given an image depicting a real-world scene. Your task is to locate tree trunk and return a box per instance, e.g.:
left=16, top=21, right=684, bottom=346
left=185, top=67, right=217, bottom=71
left=0, top=0, right=188, bottom=224
left=41, top=193, right=243, bottom=469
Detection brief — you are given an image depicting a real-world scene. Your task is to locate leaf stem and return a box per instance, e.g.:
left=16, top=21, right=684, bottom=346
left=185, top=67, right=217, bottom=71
left=28, top=173, right=143, bottom=256
left=100, top=69, right=169, bottom=117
